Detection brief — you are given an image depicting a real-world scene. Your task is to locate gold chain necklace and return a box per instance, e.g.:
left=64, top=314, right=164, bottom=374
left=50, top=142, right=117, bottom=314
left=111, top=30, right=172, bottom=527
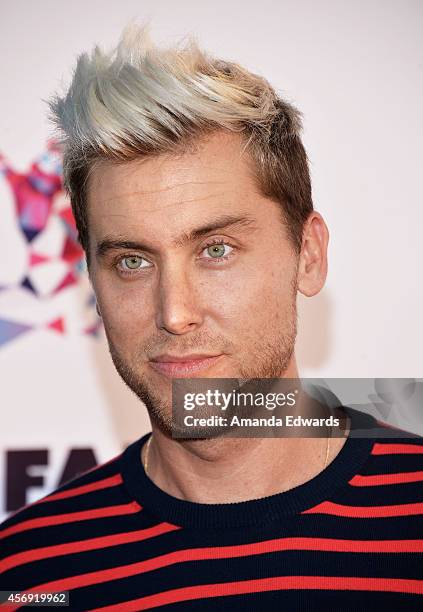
left=324, top=430, right=331, bottom=469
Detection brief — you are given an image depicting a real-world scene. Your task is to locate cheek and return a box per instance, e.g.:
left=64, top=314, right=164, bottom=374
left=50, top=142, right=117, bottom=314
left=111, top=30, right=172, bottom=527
left=213, top=263, right=294, bottom=326
left=94, top=275, right=154, bottom=336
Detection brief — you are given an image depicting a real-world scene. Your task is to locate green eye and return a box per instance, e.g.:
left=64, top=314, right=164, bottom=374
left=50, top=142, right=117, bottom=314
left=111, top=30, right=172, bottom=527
left=207, top=244, right=226, bottom=258
left=123, top=256, right=143, bottom=269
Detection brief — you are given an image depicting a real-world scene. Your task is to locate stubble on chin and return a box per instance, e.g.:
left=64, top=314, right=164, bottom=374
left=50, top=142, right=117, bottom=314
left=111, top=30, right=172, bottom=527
left=108, top=341, right=176, bottom=436
left=106, top=306, right=297, bottom=439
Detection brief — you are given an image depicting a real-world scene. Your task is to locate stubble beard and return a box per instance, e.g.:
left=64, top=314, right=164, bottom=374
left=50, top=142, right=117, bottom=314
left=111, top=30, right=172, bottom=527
left=106, top=296, right=298, bottom=440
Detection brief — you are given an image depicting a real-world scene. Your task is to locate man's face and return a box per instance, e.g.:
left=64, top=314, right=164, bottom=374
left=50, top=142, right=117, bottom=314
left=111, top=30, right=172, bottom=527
left=88, top=131, right=299, bottom=436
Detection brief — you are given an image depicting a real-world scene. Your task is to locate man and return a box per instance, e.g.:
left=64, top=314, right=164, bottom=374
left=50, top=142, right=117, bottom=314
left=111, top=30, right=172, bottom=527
left=1, top=24, right=422, bottom=611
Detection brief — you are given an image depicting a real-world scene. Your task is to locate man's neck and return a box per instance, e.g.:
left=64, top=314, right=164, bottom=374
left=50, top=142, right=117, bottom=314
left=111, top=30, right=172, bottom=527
left=140, top=357, right=350, bottom=504
left=142, top=428, right=348, bottom=504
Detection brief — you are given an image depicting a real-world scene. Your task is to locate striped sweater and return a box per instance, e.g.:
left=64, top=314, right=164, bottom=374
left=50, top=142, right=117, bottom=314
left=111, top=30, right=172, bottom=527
left=1, top=407, right=422, bottom=611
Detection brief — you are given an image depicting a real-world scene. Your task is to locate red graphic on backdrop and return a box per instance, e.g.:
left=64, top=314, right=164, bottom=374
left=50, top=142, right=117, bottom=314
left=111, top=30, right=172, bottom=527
left=0, top=142, right=102, bottom=346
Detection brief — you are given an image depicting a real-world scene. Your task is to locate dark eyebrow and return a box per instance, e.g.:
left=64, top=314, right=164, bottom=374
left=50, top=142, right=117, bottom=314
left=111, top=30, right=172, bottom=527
left=95, top=214, right=258, bottom=258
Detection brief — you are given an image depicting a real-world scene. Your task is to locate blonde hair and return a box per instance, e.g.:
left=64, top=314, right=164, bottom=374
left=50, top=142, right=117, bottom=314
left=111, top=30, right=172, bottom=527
left=48, top=23, right=313, bottom=263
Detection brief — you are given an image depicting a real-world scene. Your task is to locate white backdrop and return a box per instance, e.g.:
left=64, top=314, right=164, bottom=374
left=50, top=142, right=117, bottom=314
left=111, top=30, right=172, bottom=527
left=1, top=0, right=422, bottom=520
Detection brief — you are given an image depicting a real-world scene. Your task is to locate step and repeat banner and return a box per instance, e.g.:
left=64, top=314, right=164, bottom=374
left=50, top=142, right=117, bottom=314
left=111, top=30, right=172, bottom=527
left=0, top=142, right=150, bottom=520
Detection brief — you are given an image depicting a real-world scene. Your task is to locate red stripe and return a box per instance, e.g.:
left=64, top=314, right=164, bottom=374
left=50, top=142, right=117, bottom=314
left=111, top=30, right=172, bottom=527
left=372, top=443, right=423, bottom=455
left=350, top=471, right=423, bottom=486
left=7, top=536, right=422, bottom=599
left=41, top=475, right=123, bottom=503
left=0, top=502, right=141, bottom=539
left=87, top=576, right=423, bottom=611
left=302, top=501, right=423, bottom=517
left=0, top=522, right=181, bottom=573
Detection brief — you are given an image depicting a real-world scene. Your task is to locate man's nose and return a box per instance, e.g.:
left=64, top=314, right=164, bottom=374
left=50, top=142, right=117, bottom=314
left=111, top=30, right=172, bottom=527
left=155, top=261, right=204, bottom=334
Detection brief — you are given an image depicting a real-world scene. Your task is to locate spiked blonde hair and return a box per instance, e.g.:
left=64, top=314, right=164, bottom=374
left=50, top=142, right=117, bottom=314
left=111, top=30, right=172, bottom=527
left=48, top=24, right=313, bottom=263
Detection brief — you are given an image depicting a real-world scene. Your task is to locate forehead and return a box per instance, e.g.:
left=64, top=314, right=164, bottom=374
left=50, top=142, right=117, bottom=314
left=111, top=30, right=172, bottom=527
left=86, top=131, right=276, bottom=242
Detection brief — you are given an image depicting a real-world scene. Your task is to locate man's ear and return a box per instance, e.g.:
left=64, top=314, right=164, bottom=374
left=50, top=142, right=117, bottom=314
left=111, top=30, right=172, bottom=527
left=297, top=212, right=329, bottom=297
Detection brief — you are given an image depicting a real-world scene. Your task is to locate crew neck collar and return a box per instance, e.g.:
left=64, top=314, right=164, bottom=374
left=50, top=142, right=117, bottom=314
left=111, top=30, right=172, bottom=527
left=120, top=406, right=376, bottom=529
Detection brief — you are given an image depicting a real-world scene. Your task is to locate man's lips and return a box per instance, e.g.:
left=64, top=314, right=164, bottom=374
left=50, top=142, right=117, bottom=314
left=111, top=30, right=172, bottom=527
left=148, top=354, right=223, bottom=377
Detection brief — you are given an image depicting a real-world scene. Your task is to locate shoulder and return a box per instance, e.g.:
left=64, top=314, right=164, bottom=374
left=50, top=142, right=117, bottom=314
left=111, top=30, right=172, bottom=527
left=346, top=407, right=423, bottom=472
left=344, top=416, right=423, bottom=521
left=0, top=451, right=141, bottom=589
left=362, top=418, right=423, bottom=478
